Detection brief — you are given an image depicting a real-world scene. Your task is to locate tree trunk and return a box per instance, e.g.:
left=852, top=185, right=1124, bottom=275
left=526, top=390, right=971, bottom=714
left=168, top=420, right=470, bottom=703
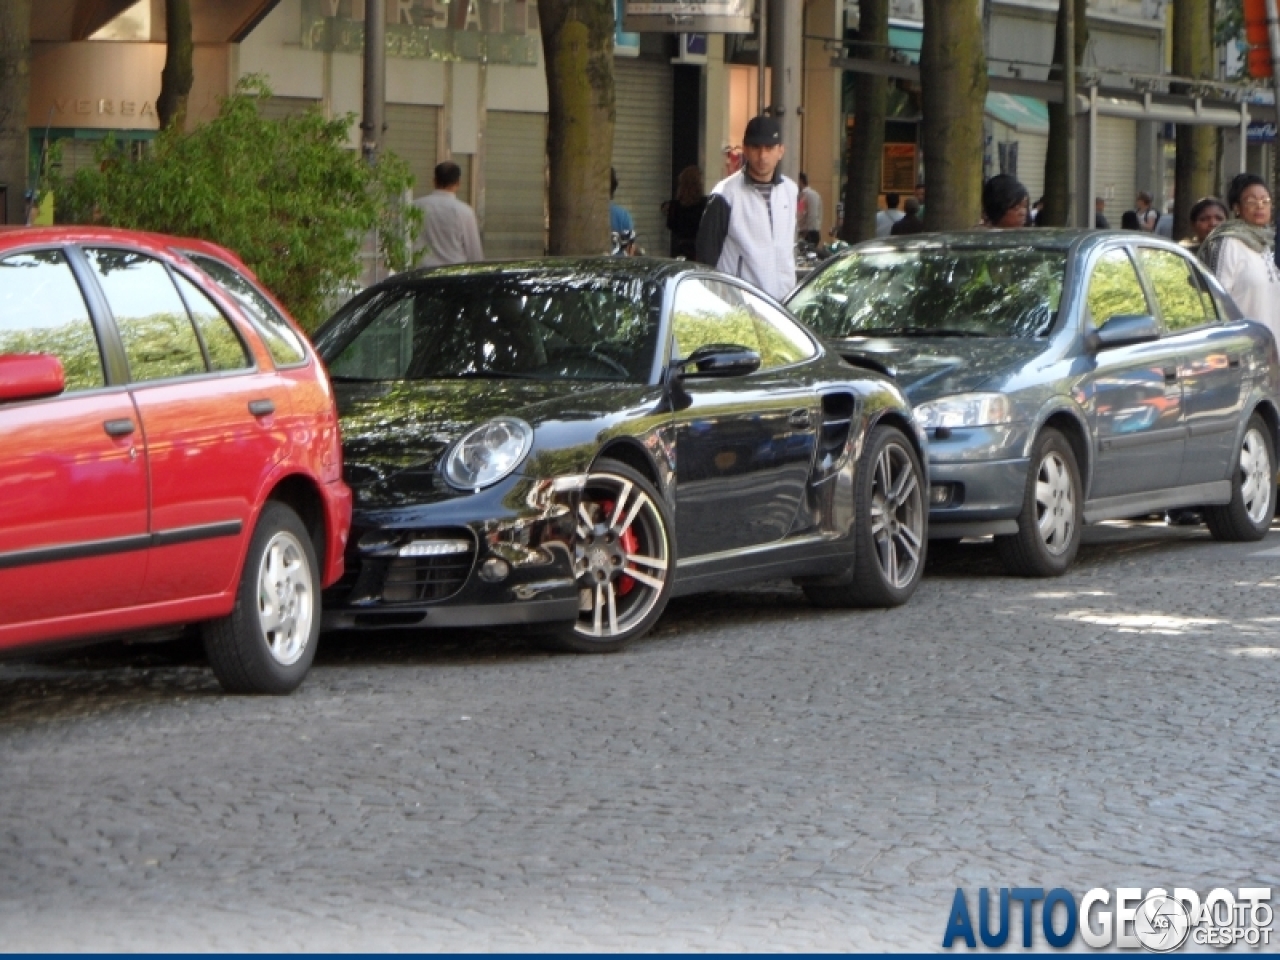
left=919, top=0, right=987, bottom=229
left=840, top=0, right=889, bottom=244
left=1042, top=0, right=1087, bottom=227
left=1172, top=0, right=1216, bottom=240
left=537, top=0, right=614, bottom=255
left=0, top=0, right=30, bottom=225
left=157, top=0, right=193, bottom=132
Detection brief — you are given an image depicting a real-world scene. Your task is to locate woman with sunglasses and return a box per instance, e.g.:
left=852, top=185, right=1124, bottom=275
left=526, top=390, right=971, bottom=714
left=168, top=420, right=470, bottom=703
left=1200, top=173, right=1280, bottom=345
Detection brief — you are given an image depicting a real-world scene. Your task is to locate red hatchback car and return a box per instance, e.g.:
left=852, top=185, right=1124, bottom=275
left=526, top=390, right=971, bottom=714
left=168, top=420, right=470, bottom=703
left=0, top=227, right=351, bottom=693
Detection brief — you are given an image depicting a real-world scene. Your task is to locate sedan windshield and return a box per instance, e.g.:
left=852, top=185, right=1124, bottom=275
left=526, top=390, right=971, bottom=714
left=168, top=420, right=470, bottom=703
left=788, top=246, right=1066, bottom=340
left=315, top=274, right=663, bottom=383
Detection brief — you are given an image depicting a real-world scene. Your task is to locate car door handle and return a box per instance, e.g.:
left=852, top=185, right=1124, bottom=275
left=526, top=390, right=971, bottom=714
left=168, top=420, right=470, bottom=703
left=248, top=399, right=276, bottom=417
left=789, top=408, right=812, bottom=429
left=1163, top=366, right=1178, bottom=383
left=103, top=418, right=135, bottom=437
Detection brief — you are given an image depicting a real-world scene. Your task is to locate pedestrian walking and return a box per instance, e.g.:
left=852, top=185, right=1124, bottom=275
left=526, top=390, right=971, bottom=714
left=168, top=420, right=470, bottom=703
left=890, top=196, right=926, bottom=235
left=875, top=193, right=906, bottom=237
left=696, top=115, right=797, bottom=300
left=1199, top=173, right=1280, bottom=345
left=797, top=172, right=824, bottom=244
left=981, top=174, right=1030, bottom=228
left=1135, top=191, right=1158, bottom=232
left=664, top=165, right=707, bottom=260
left=1095, top=197, right=1110, bottom=229
left=610, top=168, right=637, bottom=255
left=413, top=162, right=484, bottom=267
left=1181, top=196, right=1227, bottom=256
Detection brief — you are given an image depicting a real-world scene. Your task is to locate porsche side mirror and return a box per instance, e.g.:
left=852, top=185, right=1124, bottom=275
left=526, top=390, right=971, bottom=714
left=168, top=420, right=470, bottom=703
left=675, top=343, right=762, bottom=378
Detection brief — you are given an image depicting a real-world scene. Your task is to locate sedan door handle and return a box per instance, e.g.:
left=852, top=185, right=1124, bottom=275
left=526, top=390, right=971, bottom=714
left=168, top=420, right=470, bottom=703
left=1163, top=366, right=1178, bottom=383
left=103, top=418, right=135, bottom=437
left=248, top=399, right=276, bottom=417
left=789, top=408, right=812, bottom=429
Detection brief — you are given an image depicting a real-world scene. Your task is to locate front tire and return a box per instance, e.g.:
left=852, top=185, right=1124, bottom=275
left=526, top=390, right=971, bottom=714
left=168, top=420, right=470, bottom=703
left=544, top=459, right=675, bottom=653
left=203, top=502, right=320, bottom=694
left=995, top=428, right=1082, bottom=577
left=1204, top=414, right=1275, bottom=542
left=804, top=424, right=927, bottom=608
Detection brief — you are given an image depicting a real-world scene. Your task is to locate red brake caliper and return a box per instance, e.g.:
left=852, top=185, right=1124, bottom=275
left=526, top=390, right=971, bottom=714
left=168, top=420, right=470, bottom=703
left=596, top=499, right=639, bottom=596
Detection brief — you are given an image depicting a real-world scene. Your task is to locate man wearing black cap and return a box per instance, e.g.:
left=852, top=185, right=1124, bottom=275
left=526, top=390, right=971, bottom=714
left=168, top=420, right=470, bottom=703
left=695, top=115, right=797, bottom=299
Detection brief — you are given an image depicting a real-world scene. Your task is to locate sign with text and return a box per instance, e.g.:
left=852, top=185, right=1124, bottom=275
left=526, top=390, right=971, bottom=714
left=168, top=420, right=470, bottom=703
left=624, top=0, right=755, bottom=34
left=301, top=0, right=539, bottom=66
left=881, top=143, right=917, bottom=193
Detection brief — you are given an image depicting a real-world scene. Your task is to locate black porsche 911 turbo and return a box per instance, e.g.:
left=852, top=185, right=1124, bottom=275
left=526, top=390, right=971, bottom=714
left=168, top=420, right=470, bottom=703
left=313, top=258, right=929, bottom=651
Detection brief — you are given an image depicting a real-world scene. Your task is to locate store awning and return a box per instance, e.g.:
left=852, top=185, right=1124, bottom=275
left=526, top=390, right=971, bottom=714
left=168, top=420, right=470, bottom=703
left=985, top=92, right=1049, bottom=135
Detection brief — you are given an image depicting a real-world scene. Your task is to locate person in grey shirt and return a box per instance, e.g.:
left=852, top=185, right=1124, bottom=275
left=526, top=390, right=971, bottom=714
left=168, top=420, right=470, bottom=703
left=413, top=162, right=484, bottom=267
left=797, top=171, right=823, bottom=244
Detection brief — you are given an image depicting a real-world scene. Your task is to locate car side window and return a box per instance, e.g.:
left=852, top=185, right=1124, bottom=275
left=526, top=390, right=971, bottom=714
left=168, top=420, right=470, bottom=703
left=1136, top=247, right=1217, bottom=331
left=186, top=252, right=308, bottom=366
left=0, top=249, right=106, bottom=392
left=172, top=272, right=252, bottom=371
left=1085, top=248, right=1151, bottom=328
left=84, top=248, right=207, bottom=383
left=672, top=277, right=811, bottom=370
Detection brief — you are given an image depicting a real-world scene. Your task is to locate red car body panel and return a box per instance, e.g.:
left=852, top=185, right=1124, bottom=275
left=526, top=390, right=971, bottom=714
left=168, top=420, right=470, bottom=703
left=0, top=226, right=351, bottom=654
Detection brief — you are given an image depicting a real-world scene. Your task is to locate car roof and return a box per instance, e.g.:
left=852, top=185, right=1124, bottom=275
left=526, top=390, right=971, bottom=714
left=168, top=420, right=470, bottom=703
left=850, top=227, right=1189, bottom=256
left=0, top=225, right=247, bottom=269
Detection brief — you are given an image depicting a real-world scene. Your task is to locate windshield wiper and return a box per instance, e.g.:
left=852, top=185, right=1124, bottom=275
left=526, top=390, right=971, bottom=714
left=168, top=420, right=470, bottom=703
left=846, top=326, right=989, bottom=338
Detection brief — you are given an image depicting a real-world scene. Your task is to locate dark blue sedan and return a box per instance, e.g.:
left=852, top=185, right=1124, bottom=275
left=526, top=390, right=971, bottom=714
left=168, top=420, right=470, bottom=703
left=788, top=229, right=1280, bottom=576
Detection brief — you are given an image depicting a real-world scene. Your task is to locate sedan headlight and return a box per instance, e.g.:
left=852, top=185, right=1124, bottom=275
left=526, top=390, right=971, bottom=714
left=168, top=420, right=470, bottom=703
left=443, top=417, right=533, bottom=490
left=913, top=393, right=1013, bottom=430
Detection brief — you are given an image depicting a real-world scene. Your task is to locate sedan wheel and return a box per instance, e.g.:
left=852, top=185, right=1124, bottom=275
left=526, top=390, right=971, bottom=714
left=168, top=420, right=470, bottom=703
left=1205, top=414, right=1275, bottom=542
left=803, top=424, right=926, bottom=608
left=546, top=459, right=674, bottom=653
left=996, top=428, right=1082, bottom=577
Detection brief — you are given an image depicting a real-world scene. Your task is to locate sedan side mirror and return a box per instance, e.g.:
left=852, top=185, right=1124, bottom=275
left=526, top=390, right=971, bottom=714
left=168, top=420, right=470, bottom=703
left=1090, top=314, right=1160, bottom=351
left=675, top=343, right=762, bottom=378
left=0, top=353, right=66, bottom=403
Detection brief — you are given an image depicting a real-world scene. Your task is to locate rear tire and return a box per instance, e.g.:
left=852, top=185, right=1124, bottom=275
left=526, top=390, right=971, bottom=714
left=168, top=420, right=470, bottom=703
left=1204, top=414, right=1275, bottom=542
left=203, top=502, right=319, bottom=694
left=804, top=424, right=926, bottom=608
left=996, top=428, right=1082, bottom=577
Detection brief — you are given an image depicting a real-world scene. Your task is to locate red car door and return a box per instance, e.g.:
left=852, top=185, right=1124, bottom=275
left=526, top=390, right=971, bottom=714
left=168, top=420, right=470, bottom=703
left=81, top=247, right=292, bottom=605
left=0, top=248, right=149, bottom=647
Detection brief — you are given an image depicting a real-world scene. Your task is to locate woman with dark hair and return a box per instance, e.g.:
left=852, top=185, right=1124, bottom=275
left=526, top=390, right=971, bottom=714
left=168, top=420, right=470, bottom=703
left=1120, top=210, right=1141, bottom=230
left=1200, top=173, right=1280, bottom=344
left=981, top=174, right=1030, bottom=228
left=1181, top=196, right=1228, bottom=254
left=664, top=165, right=707, bottom=260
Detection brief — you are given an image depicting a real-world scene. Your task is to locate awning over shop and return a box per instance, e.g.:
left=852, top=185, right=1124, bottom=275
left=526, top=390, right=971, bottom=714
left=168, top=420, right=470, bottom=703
left=985, top=92, right=1049, bottom=135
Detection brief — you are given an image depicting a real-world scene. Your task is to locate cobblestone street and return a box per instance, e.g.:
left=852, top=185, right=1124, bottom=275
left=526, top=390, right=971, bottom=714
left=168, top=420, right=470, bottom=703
left=2, top=521, right=1278, bottom=951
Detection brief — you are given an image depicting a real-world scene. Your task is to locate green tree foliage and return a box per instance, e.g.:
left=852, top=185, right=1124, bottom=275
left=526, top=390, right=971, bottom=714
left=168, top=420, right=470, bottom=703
left=54, top=77, right=418, bottom=331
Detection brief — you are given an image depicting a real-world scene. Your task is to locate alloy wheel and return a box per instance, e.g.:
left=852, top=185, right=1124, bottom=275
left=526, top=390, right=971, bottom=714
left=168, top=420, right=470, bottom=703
left=573, top=473, right=671, bottom=640
left=256, top=530, right=314, bottom=666
left=1035, top=449, right=1076, bottom=555
left=1240, top=426, right=1273, bottom=526
left=869, top=440, right=925, bottom=589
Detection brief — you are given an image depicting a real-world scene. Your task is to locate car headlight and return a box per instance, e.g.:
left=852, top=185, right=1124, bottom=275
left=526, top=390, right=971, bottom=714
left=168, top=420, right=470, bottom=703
left=913, top=393, right=1013, bottom=430
left=443, top=417, right=533, bottom=490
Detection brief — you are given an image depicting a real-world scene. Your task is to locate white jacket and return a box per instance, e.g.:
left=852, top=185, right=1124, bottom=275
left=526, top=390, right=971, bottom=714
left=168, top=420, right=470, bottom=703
left=700, top=170, right=797, bottom=300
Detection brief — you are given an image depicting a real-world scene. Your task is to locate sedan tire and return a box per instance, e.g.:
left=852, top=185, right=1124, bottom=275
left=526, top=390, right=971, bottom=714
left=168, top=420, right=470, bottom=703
left=203, top=502, right=320, bottom=694
left=804, top=424, right=926, bottom=608
left=544, top=459, right=675, bottom=653
left=1204, top=414, right=1275, bottom=542
left=996, top=428, right=1082, bottom=577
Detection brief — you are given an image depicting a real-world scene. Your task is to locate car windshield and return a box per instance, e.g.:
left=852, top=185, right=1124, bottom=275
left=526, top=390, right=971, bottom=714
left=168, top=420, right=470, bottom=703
left=788, top=246, right=1066, bottom=340
left=314, top=274, right=663, bottom=384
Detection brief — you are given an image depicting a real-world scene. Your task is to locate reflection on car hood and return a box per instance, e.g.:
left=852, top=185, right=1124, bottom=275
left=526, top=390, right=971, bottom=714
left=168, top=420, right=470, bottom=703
left=335, top=378, right=609, bottom=497
left=827, top=337, right=1046, bottom=402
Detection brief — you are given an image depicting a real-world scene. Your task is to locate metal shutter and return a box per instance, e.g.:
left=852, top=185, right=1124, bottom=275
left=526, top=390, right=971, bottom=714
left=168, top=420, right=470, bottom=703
left=485, top=111, right=547, bottom=260
left=1094, top=116, right=1137, bottom=209
left=383, top=104, right=440, bottom=199
left=258, top=97, right=321, bottom=121
left=612, top=58, right=673, bottom=257
left=1014, top=132, right=1047, bottom=205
